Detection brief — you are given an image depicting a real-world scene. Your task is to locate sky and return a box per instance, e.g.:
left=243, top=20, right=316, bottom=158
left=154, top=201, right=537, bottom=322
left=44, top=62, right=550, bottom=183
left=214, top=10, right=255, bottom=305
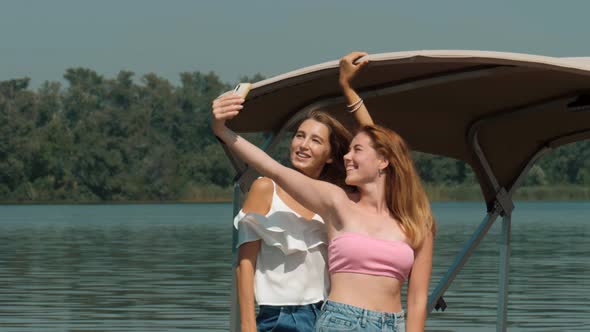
left=2, top=0, right=589, bottom=88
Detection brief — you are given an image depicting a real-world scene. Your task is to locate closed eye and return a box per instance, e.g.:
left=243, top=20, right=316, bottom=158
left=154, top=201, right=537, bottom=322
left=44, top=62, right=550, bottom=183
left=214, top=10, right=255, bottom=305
left=351, top=144, right=363, bottom=152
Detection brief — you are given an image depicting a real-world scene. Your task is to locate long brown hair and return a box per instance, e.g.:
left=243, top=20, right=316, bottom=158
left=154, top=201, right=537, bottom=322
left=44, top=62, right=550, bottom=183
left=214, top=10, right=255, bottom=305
left=359, top=124, right=436, bottom=248
left=295, top=110, right=352, bottom=189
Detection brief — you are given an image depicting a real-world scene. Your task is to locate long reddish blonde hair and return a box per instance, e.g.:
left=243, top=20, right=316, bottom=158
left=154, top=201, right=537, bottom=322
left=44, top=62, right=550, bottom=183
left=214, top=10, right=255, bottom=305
left=359, top=125, right=436, bottom=248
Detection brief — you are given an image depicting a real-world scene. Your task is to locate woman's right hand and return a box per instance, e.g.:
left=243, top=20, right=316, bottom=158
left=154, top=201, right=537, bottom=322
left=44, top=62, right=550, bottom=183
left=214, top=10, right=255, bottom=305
left=339, top=51, right=369, bottom=89
left=338, top=51, right=375, bottom=126
left=210, top=93, right=245, bottom=135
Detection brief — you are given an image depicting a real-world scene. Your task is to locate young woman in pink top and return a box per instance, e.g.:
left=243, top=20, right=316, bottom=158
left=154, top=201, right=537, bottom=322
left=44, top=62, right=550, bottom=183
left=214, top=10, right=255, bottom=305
left=215, top=53, right=435, bottom=332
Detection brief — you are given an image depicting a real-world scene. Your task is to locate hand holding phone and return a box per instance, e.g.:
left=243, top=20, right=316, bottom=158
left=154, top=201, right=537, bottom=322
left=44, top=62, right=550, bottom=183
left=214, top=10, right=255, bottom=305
left=233, top=83, right=252, bottom=98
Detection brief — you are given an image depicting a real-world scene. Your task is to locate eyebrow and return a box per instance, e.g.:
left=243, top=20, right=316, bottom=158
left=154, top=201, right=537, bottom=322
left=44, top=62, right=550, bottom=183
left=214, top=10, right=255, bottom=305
left=311, top=134, right=324, bottom=142
left=296, top=131, right=325, bottom=142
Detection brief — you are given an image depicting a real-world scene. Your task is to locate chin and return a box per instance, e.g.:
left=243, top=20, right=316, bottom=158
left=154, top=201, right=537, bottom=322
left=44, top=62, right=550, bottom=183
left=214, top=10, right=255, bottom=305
left=345, top=176, right=357, bottom=186
left=291, top=159, right=306, bottom=169
left=292, top=161, right=315, bottom=174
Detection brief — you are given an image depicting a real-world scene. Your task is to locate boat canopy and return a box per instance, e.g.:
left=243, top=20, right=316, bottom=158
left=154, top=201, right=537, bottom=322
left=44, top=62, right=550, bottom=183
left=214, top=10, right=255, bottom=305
left=227, top=50, right=590, bottom=206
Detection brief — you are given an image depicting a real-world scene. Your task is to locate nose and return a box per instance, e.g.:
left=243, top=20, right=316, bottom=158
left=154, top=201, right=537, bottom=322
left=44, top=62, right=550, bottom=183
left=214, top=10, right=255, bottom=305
left=343, top=150, right=352, bottom=162
left=299, top=138, right=310, bottom=150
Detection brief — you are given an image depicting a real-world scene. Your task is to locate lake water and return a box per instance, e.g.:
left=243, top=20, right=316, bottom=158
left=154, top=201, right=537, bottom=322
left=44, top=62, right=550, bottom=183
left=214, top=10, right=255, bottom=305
left=0, top=202, right=588, bottom=331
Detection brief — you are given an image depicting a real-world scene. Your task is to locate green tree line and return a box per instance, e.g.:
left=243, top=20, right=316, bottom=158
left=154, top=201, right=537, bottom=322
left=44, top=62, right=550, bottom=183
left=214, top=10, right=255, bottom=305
left=0, top=70, right=588, bottom=202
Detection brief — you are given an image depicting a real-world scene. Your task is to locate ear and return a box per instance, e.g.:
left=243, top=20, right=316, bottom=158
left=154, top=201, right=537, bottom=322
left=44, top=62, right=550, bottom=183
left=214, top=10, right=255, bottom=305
left=378, top=156, right=389, bottom=172
left=326, top=148, right=333, bottom=164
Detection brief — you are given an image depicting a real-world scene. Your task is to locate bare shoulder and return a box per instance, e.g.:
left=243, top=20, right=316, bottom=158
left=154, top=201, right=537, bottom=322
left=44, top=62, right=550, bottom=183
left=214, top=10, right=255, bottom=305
left=242, top=177, right=274, bottom=214
left=250, top=177, right=274, bottom=194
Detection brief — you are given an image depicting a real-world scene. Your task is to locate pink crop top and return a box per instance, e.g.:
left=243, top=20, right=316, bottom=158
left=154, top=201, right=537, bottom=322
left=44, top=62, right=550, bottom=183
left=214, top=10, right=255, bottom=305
left=328, top=232, right=415, bottom=281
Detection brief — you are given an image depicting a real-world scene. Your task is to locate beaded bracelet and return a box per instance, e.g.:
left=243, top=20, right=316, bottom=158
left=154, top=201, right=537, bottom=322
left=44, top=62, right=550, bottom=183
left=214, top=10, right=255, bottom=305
left=347, top=98, right=363, bottom=109
left=347, top=99, right=364, bottom=113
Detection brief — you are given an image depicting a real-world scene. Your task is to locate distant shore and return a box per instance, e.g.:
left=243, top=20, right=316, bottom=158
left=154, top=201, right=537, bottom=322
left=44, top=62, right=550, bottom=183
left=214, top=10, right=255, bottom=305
left=191, top=184, right=590, bottom=203
left=2, top=185, right=587, bottom=204
left=424, top=184, right=590, bottom=201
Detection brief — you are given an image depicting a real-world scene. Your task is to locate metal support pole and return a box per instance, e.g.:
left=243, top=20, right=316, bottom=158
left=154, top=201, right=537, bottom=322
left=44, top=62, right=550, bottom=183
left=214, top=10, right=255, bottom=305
left=497, top=214, right=512, bottom=332
left=428, top=207, right=502, bottom=312
left=230, top=183, right=243, bottom=332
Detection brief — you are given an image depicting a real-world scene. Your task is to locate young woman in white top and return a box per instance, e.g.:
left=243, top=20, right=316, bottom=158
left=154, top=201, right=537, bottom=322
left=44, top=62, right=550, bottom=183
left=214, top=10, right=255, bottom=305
left=214, top=52, right=435, bottom=332
left=234, top=52, right=373, bottom=332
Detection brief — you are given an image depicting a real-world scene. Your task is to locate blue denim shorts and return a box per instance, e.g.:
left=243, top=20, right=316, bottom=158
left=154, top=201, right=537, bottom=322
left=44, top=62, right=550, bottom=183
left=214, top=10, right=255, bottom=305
left=314, top=300, right=405, bottom=332
left=256, top=301, right=323, bottom=332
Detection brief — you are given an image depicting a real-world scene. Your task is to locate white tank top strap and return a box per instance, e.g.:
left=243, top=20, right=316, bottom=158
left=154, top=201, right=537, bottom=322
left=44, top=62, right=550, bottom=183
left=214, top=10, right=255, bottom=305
left=268, top=179, right=282, bottom=214
left=270, top=178, right=278, bottom=197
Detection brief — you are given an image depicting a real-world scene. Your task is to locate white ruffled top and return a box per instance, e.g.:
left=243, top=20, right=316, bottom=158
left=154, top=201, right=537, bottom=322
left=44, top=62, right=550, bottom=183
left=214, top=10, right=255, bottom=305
left=234, top=180, right=329, bottom=305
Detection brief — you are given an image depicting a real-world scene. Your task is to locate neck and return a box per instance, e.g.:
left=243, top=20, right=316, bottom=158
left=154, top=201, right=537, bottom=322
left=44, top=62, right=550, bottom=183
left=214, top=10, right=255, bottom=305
left=356, top=178, right=389, bottom=215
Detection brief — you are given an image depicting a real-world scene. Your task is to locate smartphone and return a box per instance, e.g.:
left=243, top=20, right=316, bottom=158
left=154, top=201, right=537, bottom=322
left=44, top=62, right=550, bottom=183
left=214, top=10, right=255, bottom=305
left=233, top=83, right=252, bottom=98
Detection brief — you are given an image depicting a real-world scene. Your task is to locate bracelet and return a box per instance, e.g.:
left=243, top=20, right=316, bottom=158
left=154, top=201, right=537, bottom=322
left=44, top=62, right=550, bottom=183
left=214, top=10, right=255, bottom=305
left=347, top=99, right=364, bottom=113
left=346, top=98, right=363, bottom=109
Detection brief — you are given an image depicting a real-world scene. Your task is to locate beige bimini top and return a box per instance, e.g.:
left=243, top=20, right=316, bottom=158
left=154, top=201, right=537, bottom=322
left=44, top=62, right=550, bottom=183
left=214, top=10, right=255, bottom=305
left=227, top=50, right=590, bottom=205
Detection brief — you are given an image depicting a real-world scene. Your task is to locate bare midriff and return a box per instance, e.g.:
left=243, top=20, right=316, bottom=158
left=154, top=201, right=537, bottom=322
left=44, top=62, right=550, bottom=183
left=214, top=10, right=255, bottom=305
left=328, top=272, right=404, bottom=312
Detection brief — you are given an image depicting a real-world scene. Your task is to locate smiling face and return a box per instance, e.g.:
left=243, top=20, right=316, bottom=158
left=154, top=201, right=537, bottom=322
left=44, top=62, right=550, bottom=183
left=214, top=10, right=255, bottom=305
left=290, top=119, right=333, bottom=179
left=343, top=132, right=389, bottom=186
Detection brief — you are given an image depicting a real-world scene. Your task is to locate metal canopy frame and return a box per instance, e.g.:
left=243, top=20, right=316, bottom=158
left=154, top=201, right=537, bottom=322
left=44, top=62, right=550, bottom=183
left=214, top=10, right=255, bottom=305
left=222, top=55, right=590, bottom=332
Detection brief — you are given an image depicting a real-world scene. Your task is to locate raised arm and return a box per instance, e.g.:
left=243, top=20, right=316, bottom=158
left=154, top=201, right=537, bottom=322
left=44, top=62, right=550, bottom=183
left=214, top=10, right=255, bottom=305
left=211, top=94, right=346, bottom=220
left=339, top=51, right=374, bottom=127
left=406, top=231, right=434, bottom=332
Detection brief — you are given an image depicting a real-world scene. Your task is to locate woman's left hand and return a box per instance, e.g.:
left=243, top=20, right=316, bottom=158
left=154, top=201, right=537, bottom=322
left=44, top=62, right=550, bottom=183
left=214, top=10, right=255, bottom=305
left=210, top=93, right=244, bottom=135
left=339, top=51, right=369, bottom=88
